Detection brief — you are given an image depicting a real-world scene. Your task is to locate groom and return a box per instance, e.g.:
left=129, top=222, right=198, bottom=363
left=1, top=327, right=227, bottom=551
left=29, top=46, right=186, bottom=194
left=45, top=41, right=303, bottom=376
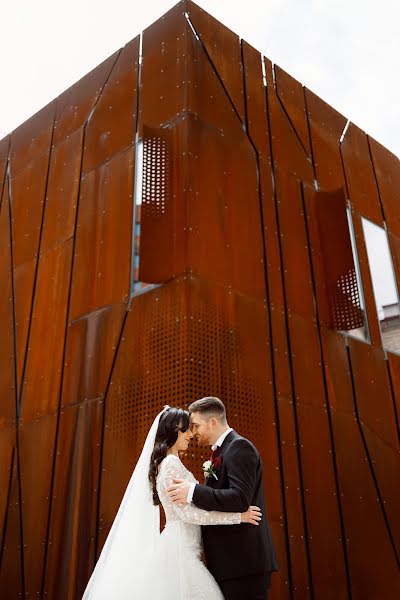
left=167, top=396, right=279, bottom=600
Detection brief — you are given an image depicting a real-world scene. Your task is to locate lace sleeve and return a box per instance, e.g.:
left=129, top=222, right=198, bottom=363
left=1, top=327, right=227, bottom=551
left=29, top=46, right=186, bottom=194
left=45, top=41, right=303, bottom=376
left=160, top=457, right=241, bottom=526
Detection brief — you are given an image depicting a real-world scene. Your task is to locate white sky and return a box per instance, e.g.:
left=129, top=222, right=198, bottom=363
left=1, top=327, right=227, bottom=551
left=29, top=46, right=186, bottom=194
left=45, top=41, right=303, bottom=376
left=0, top=0, right=399, bottom=158
left=362, top=218, right=399, bottom=309
left=0, top=0, right=399, bottom=311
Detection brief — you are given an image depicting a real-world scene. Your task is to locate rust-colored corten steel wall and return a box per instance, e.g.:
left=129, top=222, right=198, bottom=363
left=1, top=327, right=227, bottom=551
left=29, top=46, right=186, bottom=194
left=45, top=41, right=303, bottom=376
left=1, top=2, right=399, bottom=598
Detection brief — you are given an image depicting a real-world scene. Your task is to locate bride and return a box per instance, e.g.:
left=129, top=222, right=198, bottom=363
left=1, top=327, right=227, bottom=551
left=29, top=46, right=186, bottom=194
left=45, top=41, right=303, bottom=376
left=82, top=405, right=261, bottom=599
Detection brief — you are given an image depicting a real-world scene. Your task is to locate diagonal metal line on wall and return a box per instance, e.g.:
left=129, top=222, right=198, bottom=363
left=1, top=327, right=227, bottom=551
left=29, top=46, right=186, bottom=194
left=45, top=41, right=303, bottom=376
left=299, top=182, right=354, bottom=599
left=263, top=81, right=315, bottom=598
left=346, top=346, right=400, bottom=568
left=0, top=142, right=10, bottom=213
left=240, top=42, right=248, bottom=133
left=6, top=167, right=26, bottom=599
left=366, top=135, right=389, bottom=226
left=338, top=129, right=351, bottom=198
left=385, top=360, right=400, bottom=447
left=39, top=48, right=123, bottom=598
left=15, top=106, right=56, bottom=419
left=0, top=446, right=15, bottom=574
left=184, top=13, right=245, bottom=131
left=303, top=88, right=318, bottom=184
left=93, top=307, right=130, bottom=561
left=0, top=160, right=16, bottom=572
left=273, top=69, right=311, bottom=160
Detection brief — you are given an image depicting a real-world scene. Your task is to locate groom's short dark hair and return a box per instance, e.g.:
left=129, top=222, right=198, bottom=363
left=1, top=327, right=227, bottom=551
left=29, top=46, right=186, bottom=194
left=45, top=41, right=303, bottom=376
left=188, top=396, right=227, bottom=423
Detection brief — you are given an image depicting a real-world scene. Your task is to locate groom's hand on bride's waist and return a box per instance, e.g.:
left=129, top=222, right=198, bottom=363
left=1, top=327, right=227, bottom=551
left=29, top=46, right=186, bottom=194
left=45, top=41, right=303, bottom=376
left=167, top=478, right=192, bottom=504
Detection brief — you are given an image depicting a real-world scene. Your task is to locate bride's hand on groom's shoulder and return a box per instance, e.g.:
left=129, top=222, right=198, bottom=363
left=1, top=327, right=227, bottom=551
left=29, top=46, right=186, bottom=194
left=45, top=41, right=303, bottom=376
left=167, top=478, right=191, bottom=504
left=240, top=506, right=262, bottom=526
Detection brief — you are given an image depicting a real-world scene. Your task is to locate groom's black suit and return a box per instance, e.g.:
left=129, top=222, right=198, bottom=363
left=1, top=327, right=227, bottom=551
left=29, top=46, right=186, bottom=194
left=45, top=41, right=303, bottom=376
left=192, top=430, right=279, bottom=600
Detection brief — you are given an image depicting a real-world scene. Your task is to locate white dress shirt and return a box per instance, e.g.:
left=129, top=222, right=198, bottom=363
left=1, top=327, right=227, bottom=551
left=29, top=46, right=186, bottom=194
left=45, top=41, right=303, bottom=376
left=187, top=428, right=233, bottom=503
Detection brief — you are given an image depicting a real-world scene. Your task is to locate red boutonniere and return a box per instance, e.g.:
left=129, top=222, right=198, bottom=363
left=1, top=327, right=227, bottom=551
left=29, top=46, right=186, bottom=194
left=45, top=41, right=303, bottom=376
left=202, top=460, right=218, bottom=480
left=211, top=455, right=222, bottom=470
left=202, top=453, right=223, bottom=480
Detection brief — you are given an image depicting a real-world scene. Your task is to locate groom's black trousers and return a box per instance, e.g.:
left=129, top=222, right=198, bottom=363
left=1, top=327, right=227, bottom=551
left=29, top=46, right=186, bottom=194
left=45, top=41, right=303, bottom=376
left=218, top=573, right=271, bottom=600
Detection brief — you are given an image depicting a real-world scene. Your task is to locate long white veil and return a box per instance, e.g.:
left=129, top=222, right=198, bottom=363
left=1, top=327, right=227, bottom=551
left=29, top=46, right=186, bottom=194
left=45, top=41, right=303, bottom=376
left=82, top=406, right=169, bottom=599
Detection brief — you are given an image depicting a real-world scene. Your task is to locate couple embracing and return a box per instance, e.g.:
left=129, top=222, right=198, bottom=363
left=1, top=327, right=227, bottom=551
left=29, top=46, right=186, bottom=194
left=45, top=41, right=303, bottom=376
left=82, top=397, right=279, bottom=599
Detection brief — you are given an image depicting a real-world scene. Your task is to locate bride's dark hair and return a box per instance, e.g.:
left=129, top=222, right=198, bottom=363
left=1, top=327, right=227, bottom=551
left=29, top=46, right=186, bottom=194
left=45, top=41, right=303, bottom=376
left=149, top=407, right=190, bottom=505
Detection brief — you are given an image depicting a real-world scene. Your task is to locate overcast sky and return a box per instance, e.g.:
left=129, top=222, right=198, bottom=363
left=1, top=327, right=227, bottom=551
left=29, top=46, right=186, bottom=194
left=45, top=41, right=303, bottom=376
left=0, top=0, right=399, bottom=158
left=0, top=0, right=399, bottom=310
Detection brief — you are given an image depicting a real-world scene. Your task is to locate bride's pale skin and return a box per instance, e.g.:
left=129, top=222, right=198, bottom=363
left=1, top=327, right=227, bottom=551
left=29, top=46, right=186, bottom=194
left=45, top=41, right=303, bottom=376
left=167, top=425, right=194, bottom=456
left=166, top=416, right=262, bottom=526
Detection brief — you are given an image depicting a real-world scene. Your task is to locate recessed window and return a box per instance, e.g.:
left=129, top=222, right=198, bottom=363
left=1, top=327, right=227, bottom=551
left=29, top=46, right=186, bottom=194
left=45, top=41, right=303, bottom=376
left=362, top=217, right=400, bottom=354
left=130, top=129, right=173, bottom=296
left=130, top=140, right=159, bottom=296
left=344, top=206, right=370, bottom=342
left=307, top=187, right=368, bottom=339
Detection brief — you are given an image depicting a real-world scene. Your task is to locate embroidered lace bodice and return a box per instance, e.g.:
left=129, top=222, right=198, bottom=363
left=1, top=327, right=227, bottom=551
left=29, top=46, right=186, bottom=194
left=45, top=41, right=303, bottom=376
left=156, top=454, right=241, bottom=528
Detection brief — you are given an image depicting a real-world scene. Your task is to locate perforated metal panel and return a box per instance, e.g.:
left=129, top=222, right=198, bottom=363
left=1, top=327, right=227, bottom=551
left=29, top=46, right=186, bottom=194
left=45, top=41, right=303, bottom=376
left=142, top=135, right=169, bottom=216
left=332, top=269, right=362, bottom=328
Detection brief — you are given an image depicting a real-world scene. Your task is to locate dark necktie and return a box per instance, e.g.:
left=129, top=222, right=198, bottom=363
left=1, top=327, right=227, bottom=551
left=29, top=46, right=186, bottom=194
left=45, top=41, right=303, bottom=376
left=210, top=447, right=220, bottom=461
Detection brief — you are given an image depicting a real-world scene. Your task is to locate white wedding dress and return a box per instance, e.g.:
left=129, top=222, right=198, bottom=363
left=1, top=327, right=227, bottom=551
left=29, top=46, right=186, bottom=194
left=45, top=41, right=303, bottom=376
left=152, top=454, right=241, bottom=599
left=81, top=408, right=240, bottom=600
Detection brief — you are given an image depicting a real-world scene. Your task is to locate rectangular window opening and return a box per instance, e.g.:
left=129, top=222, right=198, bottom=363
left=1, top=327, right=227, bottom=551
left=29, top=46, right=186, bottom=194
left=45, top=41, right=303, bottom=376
left=307, top=187, right=369, bottom=339
left=130, top=127, right=173, bottom=296
left=362, top=217, right=400, bottom=355
left=130, top=139, right=159, bottom=296
left=343, top=205, right=370, bottom=343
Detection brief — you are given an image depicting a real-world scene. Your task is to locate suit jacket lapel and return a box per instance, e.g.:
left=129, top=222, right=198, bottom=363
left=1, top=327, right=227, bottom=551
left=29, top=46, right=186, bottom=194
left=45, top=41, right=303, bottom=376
left=219, top=429, right=237, bottom=456
left=205, top=430, right=238, bottom=486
